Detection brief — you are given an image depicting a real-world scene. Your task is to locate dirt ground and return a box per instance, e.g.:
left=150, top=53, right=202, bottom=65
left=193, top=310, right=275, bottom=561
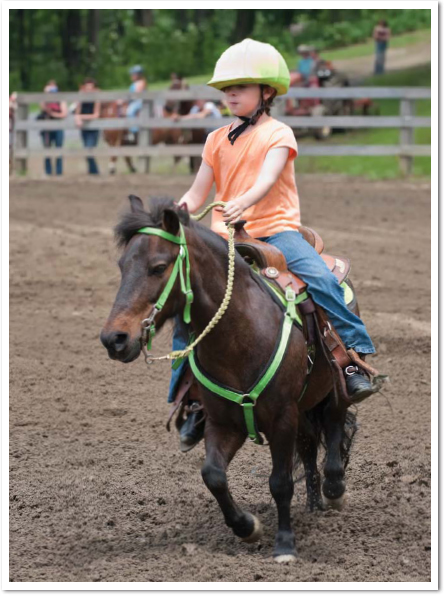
left=9, top=173, right=431, bottom=583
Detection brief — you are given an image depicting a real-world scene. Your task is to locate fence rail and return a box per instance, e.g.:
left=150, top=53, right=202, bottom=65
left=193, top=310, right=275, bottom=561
left=13, top=87, right=431, bottom=175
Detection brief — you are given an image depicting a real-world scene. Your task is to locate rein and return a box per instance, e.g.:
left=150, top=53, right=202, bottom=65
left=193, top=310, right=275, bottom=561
left=139, top=202, right=235, bottom=364
left=137, top=202, right=301, bottom=444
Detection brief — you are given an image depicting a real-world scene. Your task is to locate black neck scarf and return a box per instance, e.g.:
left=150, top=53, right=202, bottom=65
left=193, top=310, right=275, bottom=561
left=227, top=116, right=252, bottom=145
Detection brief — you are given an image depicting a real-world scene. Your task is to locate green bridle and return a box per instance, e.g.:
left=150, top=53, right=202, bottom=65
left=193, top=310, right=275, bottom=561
left=136, top=221, right=305, bottom=445
left=138, top=224, right=194, bottom=352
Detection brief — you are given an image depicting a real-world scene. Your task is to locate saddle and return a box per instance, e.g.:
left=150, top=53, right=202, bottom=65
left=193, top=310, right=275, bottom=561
left=233, top=221, right=351, bottom=296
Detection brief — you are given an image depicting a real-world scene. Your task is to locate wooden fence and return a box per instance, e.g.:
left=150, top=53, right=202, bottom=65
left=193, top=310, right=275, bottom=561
left=13, top=86, right=431, bottom=175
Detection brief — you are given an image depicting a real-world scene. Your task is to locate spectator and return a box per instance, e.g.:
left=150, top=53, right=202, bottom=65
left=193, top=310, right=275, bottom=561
left=373, top=20, right=391, bottom=75
left=173, top=99, right=222, bottom=138
left=75, top=78, right=101, bottom=175
left=296, top=44, right=314, bottom=82
left=9, top=92, right=17, bottom=174
left=167, top=73, right=192, bottom=116
left=126, top=65, right=147, bottom=142
left=39, top=81, right=67, bottom=176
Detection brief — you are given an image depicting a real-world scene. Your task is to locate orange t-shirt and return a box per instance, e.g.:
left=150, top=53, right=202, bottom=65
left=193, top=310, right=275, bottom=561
left=202, top=117, right=300, bottom=239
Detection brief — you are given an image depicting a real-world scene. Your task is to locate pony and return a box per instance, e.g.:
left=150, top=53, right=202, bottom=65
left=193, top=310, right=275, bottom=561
left=101, top=102, right=201, bottom=174
left=100, top=196, right=357, bottom=562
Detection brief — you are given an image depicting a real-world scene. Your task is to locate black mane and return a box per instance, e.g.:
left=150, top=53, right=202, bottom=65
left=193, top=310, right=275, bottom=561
left=114, top=196, right=231, bottom=260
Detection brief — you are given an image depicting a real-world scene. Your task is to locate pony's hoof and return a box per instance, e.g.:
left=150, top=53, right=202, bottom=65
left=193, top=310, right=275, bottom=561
left=274, top=553, right=297, bottom=564
left=323, top=492, right=347, bottom=511
left=241, top=514, right=263, bottom=543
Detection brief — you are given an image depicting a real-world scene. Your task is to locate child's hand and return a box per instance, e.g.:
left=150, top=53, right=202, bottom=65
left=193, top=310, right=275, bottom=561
left=220, top=198, right=247, bottom=224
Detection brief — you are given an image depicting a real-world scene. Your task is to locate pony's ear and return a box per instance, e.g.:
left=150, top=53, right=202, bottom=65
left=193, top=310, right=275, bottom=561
left=128, top=195, right=144, bottom=213
left=162, top=209, right=180, bottom=236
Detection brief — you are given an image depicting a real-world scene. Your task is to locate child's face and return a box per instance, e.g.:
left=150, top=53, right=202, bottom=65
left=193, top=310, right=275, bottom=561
left=222, top=84, right=264, bottom=118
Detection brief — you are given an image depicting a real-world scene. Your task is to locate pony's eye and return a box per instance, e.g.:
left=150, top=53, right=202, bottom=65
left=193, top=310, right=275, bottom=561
left=151, top=264, right=167, bottom=276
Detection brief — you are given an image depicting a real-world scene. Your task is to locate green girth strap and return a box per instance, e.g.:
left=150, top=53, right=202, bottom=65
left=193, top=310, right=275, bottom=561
left=188, top=287, right=308, bottom=444
left=137, top=224, right=194, bottom=324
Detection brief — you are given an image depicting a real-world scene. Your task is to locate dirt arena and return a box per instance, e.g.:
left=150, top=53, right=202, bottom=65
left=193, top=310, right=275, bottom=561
left=9, top=172, right=431, bottom=583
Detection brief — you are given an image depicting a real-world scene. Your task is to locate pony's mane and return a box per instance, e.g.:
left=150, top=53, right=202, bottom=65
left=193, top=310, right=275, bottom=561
left=114, top=195, right=274, bottom=307
left=114, top=196, right=230, bottom=259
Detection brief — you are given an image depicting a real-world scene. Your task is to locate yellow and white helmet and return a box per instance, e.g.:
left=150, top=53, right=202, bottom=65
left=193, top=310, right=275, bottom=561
left=207, top=38, right=290, bottom=96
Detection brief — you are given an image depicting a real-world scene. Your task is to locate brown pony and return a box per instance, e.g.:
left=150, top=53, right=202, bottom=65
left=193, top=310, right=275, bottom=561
left=101, top=101, right=137, bottom=174
left=100, top=196, right=357, bottom=562
left=101, top=102, right=195, bottom=174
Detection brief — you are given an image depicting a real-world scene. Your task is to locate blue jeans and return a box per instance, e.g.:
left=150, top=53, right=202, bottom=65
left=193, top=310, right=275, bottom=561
left=41, top=130, right=64, bottom=175
left=81, top=130, right=100, bottom=175
left=167, top=230, right=375, bottom=402
left=374, top=41, right=388, bottom=74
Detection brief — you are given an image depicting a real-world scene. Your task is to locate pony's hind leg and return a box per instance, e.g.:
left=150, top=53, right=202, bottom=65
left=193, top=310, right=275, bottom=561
left=108, top=156, right=117, bottom=175
left=321, top=396, right=351, bottom=510
left=296, top=410, right=325, bottom=512
left=125, top=156, right=137, bottom=174
left=201, top=420, right=262, bottom=542
left=268, top=409, right=299, bottom=562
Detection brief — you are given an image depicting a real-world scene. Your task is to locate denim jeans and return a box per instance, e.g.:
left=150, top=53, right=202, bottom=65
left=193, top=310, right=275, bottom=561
left=41, top=130, right=64, bottom=175
left=167, top=229, right=375, bottom=402
left=374, top=41, right=388, bottom=74
left=81, top=130, right=100, bottom=174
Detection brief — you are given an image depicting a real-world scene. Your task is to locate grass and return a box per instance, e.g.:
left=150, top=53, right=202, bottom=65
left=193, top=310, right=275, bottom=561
left=295, top=63, right=431, bottom=179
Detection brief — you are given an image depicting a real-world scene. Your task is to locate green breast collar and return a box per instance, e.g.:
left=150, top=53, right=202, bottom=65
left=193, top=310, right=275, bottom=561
left=136, top=222, right=310, bottom=445
left=188, top=287, right=308, bottom=444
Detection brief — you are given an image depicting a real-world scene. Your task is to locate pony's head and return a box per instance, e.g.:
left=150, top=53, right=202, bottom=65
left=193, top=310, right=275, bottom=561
left=100, top=195, right=190, bottom=363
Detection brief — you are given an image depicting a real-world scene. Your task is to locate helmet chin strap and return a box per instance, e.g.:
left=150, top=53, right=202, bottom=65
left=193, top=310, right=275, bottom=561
left=227, top=86, right=266, bottom=146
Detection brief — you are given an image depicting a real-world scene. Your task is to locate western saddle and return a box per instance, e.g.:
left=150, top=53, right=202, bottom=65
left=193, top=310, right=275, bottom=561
left=233, top=220, right=351, bottom=295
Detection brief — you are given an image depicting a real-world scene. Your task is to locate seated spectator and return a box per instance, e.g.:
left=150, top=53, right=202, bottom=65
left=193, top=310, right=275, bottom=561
left=173, top=99, right=222, bottom=137
left=39, top=80, right=67, bottom=176
left=167, top=74, right=192, bottom=116
left=75, top=78, right=101, bottom=175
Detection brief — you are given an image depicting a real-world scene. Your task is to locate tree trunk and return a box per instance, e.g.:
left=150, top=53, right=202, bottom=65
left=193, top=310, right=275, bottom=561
left=16, top=10, right=29, bottom=89
left=230, top=9, right=256, bottom=43
left=60, top=9, right=83, bottom=87
left=194, top=8, right=213, bottom=26
left=87, top=9, right=100, bottom=48
left=176, top=9, right=188, bottom=31
left=134, top=9, right=154, bottom=27
left=87, top=9, right=100, bottom=74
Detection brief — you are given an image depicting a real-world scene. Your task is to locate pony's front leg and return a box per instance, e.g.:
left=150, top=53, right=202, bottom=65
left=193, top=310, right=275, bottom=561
left=201, top=420, right=262, bottom=542
left=269, top=410, right=298, bottom=562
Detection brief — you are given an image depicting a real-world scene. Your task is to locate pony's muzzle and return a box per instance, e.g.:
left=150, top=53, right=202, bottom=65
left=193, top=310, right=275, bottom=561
left=100, top=329, right=131, bottom=359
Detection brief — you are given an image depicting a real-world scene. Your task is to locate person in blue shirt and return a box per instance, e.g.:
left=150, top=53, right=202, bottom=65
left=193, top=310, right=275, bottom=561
left=126, top=65, right=147, bottom=141
left=297, top=44, right=314, bottom=82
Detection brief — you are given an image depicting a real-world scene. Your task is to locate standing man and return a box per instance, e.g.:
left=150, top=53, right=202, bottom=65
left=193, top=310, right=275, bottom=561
left=373, top=20, right=391, bottom=75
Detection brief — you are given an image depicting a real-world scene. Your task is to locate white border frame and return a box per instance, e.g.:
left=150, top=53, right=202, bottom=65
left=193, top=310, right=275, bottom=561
left=2, top=0, right=438, bottom=591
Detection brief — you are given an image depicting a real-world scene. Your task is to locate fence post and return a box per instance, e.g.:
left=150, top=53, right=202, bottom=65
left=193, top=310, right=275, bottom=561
left=138, top=98, right=152, bottom=174
left=399, top=98, right=414, bottom=176
left=15, top=102, right=28, bottom=174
